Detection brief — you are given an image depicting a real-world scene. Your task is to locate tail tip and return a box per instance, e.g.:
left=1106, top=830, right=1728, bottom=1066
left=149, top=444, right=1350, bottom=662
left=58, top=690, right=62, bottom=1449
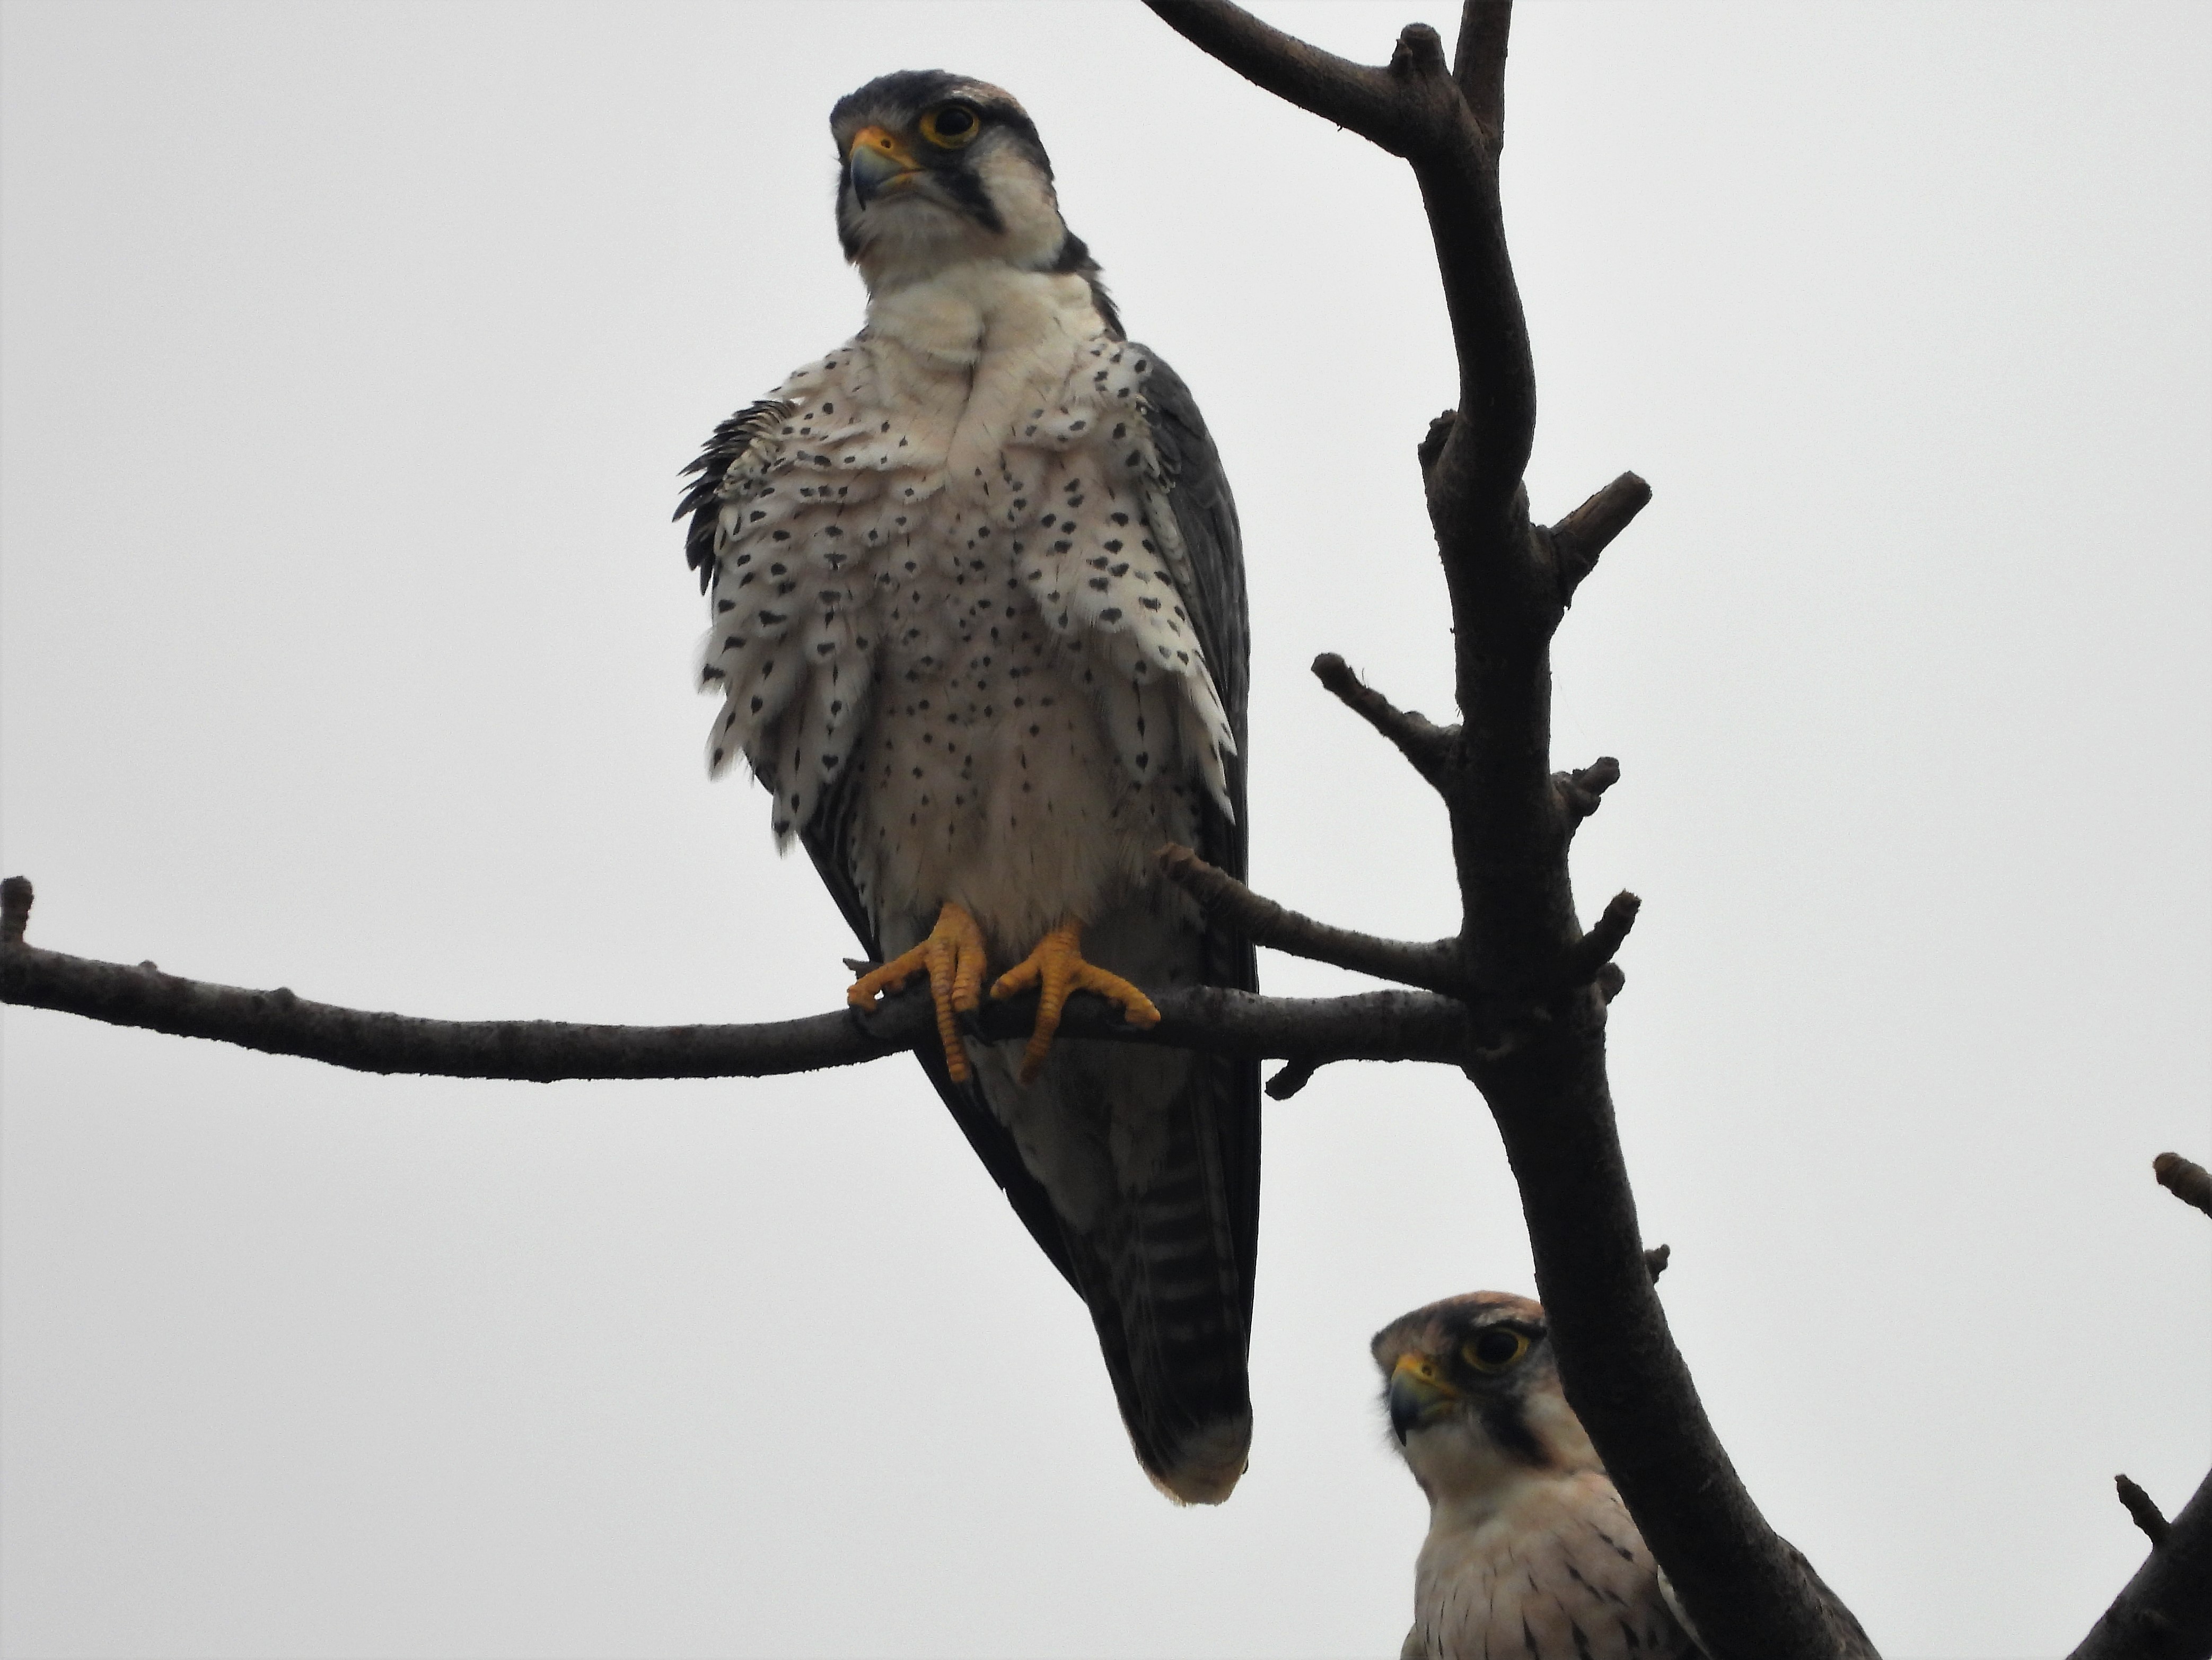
left=1143, top=1410, right=1253, bottom=1506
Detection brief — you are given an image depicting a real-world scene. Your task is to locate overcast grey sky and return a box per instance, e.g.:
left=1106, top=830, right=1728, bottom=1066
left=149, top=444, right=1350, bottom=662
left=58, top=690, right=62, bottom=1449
left=2, top=3, right=2207, bottom=1656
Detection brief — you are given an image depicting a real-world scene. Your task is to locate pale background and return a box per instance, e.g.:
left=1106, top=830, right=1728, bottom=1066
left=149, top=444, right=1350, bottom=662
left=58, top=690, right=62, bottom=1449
left=2, top=3, right=2206, bottom=1656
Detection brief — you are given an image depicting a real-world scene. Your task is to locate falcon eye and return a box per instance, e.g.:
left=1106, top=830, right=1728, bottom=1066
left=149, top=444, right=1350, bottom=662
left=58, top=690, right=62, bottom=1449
left=1464, top=1328, right=1531, bottom=1373
left=921, top=104, right=981, bottom=148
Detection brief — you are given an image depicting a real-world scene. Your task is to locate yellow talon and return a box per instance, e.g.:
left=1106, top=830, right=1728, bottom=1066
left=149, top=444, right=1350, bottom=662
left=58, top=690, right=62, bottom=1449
left=989, top=918, right=1161, bottom=1085
left=848, top=902, right=988, bottom=1082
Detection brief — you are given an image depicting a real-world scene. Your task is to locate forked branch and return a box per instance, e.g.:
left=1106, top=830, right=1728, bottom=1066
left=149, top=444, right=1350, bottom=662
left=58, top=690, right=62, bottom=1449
left=1148, top=4, right=1872, bottom=1656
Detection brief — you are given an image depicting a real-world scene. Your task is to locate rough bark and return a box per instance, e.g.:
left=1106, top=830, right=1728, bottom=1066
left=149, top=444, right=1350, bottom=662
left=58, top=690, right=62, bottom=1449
left=1144, top=4, right=1873, bottom=1655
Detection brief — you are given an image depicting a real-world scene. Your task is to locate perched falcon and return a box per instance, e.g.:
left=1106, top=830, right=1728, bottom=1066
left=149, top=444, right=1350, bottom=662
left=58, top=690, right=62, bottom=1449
left=677, top=72, right=1258, bottom=1504
left=1373, top=1292, right=1702, bottom=1659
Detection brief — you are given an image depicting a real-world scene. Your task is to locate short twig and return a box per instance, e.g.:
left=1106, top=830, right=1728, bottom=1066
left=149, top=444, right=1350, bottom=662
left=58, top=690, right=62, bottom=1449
left=1555, top=757, right=1621, bottom=825
left=2153, top=1151, right=2212, bottom=1220
left=1644, top=1243, right=1671, bottom=1284
left=1, top=876, right=31, bottom=946
left=1266, top=1059, right=1319, bottom=1100
left=1417, top=410, right=1456, bottom=474
left=2117, top=1475, right=2171, bottom=1548
left=1157, top=844, right=1462, bottom=993
left=1548, top=472, right=1653, bottom=603
left=1558, top=892, right=1640, bottom=987
left=1311, top=653, right=1457, bottom=782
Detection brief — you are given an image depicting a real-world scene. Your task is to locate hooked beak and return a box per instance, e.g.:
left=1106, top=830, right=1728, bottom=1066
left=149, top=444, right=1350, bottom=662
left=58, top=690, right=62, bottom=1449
left=847, top=126, right=921, bottom=207
left=1388, top=1353, right=1458, bottom=1444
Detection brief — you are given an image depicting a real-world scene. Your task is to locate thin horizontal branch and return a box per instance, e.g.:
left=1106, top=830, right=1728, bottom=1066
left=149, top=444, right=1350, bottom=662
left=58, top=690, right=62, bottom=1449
left=1548, top=471, right=1653, bottom=603
left=2153, top=1151, right=2212, bottom=1219
left=1, top=937, right=1470, bottom=1084
left=1312, top=653, right=1457, bottom=782
left=2118, top=1475, right=2171, bottom=1548
left=1157, top=844, right=1462, bottom=994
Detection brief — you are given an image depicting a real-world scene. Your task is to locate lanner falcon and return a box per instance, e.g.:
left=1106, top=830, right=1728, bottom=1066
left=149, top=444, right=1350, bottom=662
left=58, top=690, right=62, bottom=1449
left=677, top=72, right=1258, bottom=1503
left=1374, top=1292, right=1702, bottom=1659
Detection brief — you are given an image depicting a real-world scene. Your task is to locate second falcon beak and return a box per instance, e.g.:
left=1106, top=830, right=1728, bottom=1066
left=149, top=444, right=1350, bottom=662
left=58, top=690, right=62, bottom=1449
left=1389, top=1353, right=1459, bottom=1444
left=847, top=126, right=921, bottom=207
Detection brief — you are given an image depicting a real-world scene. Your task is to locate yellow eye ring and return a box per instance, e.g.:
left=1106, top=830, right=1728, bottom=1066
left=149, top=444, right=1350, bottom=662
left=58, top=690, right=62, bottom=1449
left=920, top=104, right=982, bottom=148
left=1463, top=1328, right=1531, bottom=1373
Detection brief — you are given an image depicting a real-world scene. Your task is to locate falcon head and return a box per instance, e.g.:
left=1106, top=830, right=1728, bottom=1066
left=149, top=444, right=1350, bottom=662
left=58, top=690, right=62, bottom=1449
left=828, top=71, right=1116, bottom=320
left=1370, top=1291, right=1602, bottom=1504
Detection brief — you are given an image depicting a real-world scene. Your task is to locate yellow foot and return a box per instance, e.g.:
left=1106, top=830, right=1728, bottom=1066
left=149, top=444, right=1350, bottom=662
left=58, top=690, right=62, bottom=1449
left=989, top=919, right=1162, bottom=1085
left=848, top=902, right=988, bottom=1082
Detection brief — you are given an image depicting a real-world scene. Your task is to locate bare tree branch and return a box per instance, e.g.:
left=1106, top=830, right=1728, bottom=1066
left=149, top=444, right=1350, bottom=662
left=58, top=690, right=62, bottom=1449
left=2118, top=1476, right=2171, bottom=1548
left=1450, top=0, right=1509, bottom=139
left=2153, top=1151, right=2212, bottom=1219
left=2066, top=1157, right=2212, bottom=1659
left=1558, top=891, right=1640, bottom=988
left=1, top=875, right=30, bottom=946
left=1311, top=653, right=1458, bottom=784
left=1156, top=844, right=1463, bottom=994
left=2068, top=1468, right=2212, bottom=1660
left=1153, top=4, right=1872, bottom=1655
left=0, top=890, right=1470, bottom=1082
left=1139, top=1, right=1447, bottom=156
left=1555, top=756, right=1621, bottom=826
left=1547, top=471, right=1654, bottom=604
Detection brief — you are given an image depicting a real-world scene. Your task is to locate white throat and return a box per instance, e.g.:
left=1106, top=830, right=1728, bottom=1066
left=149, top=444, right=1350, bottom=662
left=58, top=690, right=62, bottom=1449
left=865, top=262, right=1105, bottom=488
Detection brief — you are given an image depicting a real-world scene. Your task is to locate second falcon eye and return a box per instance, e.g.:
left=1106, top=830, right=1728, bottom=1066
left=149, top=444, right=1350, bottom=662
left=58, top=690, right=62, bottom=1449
left=1464, top=1328, right=1530, bottom=1373
left=921, top=104, right=980, bottom=147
